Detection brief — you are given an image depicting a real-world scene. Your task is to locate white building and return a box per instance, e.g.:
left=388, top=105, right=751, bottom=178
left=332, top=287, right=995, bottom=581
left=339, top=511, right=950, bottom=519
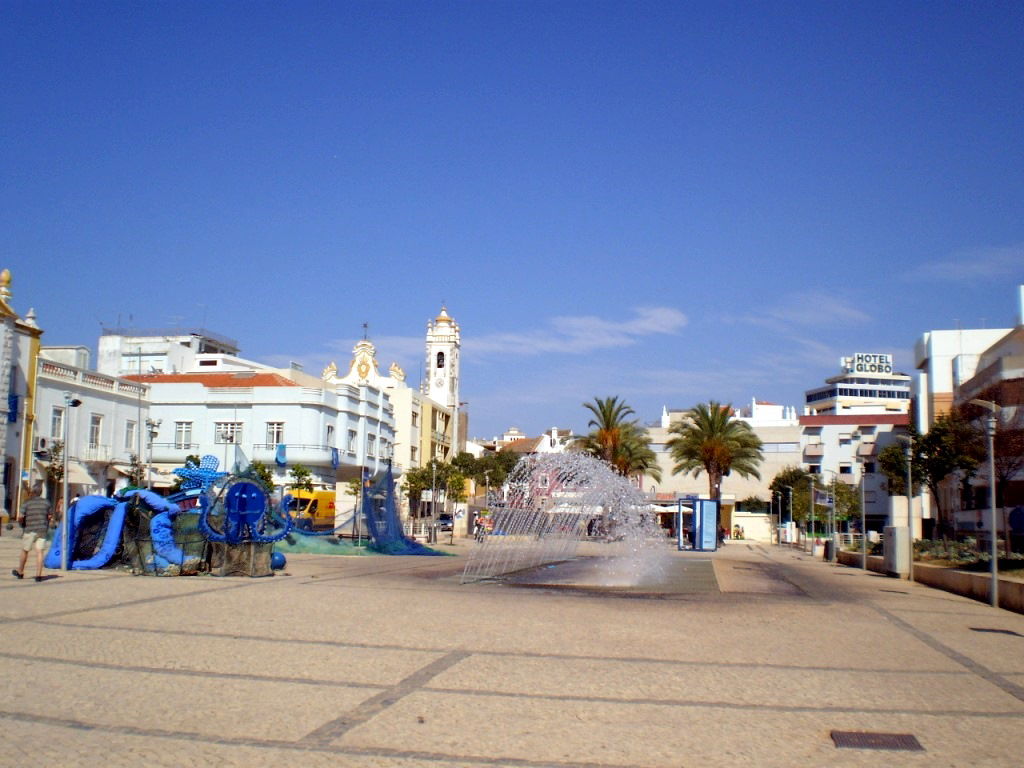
left=914, top=328, right=1010, bottom=432
left=804, top=353, right=911, bottom=416
left=35, top=347, right=151, bottom=497
left=643, top=400, right=803, bottom=537
left=98, top=327, right=241, bottom=377
left=799, top=412, right=909, bottom=531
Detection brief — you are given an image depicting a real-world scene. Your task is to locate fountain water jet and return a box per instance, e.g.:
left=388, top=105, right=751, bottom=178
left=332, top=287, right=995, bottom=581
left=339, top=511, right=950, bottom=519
left=461, top=453, right=671, bottom=586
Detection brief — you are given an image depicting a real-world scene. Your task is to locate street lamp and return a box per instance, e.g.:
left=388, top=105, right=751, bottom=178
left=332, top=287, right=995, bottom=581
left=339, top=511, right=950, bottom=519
left=781, top=485, right=794, bottom=545
left=61, top=392, right=83, bottom=572
left=145, top=418, right=161, bottom=491
left=896, top=435, right=914, bottom=582
left=857, top=456, right=867, bottom=571
left=820, top=469, right=839, bottom=563
left=970, top=398, right=1002, bottom=609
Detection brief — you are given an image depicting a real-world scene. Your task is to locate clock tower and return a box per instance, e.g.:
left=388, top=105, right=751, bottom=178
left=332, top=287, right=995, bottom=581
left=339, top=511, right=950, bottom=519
left=423, top=305, right=460, bottom=409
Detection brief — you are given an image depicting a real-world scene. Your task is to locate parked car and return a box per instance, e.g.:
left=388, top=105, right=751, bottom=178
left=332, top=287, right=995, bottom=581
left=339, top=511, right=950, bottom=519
left=438, top=513, right=453, bottom=531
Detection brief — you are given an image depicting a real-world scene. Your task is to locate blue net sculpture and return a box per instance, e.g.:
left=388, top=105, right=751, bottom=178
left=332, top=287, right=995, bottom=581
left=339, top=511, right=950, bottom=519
left=362, top=463, right=444, bottom=556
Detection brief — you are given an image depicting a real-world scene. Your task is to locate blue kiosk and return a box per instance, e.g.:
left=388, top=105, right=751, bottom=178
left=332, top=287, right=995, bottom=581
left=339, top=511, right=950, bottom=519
left=677, top=496, right=720, bottom=552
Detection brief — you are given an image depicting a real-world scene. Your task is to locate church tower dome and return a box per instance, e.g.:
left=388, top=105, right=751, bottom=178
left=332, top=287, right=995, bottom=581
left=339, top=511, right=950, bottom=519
left=423, top=305, right=460, bottom=408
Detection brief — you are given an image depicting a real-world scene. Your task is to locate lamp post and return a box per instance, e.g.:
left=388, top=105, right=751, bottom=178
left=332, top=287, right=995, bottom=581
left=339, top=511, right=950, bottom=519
left=61, top=392, right=83, bottom=571
left=145, top=418, right=161, bottom=491
left=971, top=399, right=1002, bottom=609
left=430, top=458, right=438, bottom=544
left=897, top=435, right=914, bottom=582
left=782, top=485, right=793, bottom=545
left=807, top=477, right=815, bottom=554
left=857, top=456, right=867, bottom=571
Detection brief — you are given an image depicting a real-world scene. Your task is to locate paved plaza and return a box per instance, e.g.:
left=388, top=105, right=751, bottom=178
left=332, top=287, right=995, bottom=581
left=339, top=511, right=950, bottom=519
left=2, top=534, right=1024, bottom=767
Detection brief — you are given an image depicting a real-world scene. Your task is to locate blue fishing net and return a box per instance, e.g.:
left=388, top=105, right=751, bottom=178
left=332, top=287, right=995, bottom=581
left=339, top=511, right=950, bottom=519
left=362, top=464, right=445, bottom=556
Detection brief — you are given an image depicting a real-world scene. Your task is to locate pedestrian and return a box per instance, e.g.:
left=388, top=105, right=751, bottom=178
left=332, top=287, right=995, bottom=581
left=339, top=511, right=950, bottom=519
left=13, top=486, right=51, bottom=582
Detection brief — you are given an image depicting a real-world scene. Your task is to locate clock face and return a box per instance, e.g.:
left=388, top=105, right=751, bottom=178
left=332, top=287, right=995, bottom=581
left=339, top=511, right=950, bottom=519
left=434, top=377, right=444, bottom=388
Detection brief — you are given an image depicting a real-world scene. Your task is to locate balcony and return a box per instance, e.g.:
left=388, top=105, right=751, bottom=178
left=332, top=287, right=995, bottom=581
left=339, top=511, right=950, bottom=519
left=251, top=443, right=337, bottom=468
left=81, top=444, right=113, bottom=464
left=150, top=442, right=202, bottom=463
left=803, top=443, right=824, bottom=457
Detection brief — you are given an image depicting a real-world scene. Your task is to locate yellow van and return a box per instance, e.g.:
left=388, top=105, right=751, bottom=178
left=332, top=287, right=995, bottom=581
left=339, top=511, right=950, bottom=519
left=286, top=490, right=336, bottom=531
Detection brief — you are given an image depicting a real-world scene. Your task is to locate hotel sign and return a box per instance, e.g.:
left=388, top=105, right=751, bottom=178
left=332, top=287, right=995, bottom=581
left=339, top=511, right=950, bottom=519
left=843, top=353, right=893, bottom=374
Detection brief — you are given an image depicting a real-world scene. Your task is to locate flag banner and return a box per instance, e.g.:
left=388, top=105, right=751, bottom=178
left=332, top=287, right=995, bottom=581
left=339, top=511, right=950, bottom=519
left=814, top=488, right=834, bottom=507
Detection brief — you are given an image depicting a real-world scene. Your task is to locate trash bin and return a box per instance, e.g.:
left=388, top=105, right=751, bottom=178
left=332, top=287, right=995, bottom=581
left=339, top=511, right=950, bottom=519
left=823, top=539, right=833, bottom=561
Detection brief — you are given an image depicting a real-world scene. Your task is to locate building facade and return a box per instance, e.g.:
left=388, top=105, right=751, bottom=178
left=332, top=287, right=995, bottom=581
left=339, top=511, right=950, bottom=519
left=0, top=270, right=43, bottom=517
left=804, top=353, right=911, bottom=415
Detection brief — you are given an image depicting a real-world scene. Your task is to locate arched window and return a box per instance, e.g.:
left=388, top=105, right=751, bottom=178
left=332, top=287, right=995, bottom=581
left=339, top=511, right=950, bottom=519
left=436, top=351, right=445, bottom=369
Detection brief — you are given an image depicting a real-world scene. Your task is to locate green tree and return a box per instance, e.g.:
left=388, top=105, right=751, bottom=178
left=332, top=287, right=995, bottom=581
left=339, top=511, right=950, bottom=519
left=574, top=396, right=661, bottom=481
left=248, top=460, right=277, bottom=492
left=287, top=463, right=314, bottom=493
left=44, top=440, right=65, bottom=501
left=125, top=453, right=146, bottom=488
left=916, top=411, right=985, bottom=536
left=738, top=495, right=767, bottom=512
left=667, top=401, right=763, bottom=502
left=769, top=466, right=812, bottom=524
left=824, top=477, right=860, bottom=524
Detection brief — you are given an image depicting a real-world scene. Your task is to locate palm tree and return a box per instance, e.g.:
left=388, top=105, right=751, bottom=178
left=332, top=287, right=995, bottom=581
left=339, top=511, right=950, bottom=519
left=666, top=401, right=763, bottom=502
left=574, top=396, right=662, bottom=482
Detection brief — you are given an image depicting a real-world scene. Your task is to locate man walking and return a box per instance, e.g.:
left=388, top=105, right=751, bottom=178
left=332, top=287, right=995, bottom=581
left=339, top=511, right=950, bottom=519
left=13, top=486, right=50, bottom=582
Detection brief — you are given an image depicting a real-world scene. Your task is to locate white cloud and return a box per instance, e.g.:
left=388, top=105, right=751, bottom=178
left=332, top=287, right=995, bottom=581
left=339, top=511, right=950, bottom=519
left=466, top=306, right=687, bottom=357
left=909, top=243, right=1024, bottom=282
left=761, top=291, right=872, bottom=328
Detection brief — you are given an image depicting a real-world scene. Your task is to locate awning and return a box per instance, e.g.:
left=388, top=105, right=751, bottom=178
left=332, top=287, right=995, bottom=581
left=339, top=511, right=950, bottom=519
left=147, top=463, right=180, bottom=488
left=35, top=459, right=97, bottom=488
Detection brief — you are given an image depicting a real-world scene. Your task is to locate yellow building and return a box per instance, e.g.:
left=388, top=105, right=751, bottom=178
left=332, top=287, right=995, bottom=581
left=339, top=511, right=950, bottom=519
left=0, top=269, right=44, bottom=518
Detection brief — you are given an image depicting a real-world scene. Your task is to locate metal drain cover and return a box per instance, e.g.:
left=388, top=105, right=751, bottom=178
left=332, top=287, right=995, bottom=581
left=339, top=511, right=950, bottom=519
left=831, top=731, right=924, bottom=751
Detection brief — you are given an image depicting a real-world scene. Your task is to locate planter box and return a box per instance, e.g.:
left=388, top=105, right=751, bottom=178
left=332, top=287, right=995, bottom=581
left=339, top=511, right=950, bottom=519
left=837, top=551, right=1024, bottom=613
left=837, top=550, right=886, bottom=574
left=912, top=562, right=1024, bottom=612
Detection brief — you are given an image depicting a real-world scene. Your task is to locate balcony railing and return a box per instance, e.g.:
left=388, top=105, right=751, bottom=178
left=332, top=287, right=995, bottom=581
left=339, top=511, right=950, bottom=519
left=38, top=360, right=148, bottom=398
left=81, top=444, right=112, bottom=463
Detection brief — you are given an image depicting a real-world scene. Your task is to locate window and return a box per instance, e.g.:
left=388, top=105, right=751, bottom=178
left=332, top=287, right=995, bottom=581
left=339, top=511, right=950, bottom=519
left=839, top=465, right=852, bottom=475
left=347, top=430, right=357, bottom=453
left=807, top=464, right=821, bottom=474
left=367, top=434, right=376, bottom=457
left=410, top=446, right=418, bottom=463
left=266, top=422, right=285, bottom=444
left=175, top=422, right=193, bottom=449
left=88, top=414, right=102, bottom=448
left=215, top=422, right=242, bottom=444
left=125, top=420, right=137, bottom=452
left=436, top=351, right=445, bottom=369
left=51, top=406, right=64, bottom=439
left=326, top=424, right=334, bottom=446
left=411, top=412, right=418, bottom=428
left=864, top=462, right=876, bottom=474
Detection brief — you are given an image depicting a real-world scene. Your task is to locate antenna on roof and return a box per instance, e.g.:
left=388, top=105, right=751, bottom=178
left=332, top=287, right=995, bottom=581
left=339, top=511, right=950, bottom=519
left=362, top=322, right=369, bottom=340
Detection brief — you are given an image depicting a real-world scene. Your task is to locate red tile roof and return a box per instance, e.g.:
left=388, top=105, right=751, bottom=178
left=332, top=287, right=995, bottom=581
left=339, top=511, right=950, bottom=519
left=501, top=437, right=545, bottom=453
left=125, top=372, right=299, bottom=388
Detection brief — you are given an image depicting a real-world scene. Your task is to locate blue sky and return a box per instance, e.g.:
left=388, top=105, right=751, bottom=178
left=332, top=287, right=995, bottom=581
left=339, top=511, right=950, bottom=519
left=3, top=1, right=1023, bottom=439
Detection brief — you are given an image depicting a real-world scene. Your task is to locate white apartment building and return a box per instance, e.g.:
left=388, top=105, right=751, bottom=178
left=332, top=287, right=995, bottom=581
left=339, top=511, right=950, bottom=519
left=804, top=353, right=911, bottom=415
left=914, top=328, right=1010, bottom=432
left=799, top=412, right=909, bottom=531
left=98, top=327, right=241, bottom=377
left=34, top=347, right=152, bottom=497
